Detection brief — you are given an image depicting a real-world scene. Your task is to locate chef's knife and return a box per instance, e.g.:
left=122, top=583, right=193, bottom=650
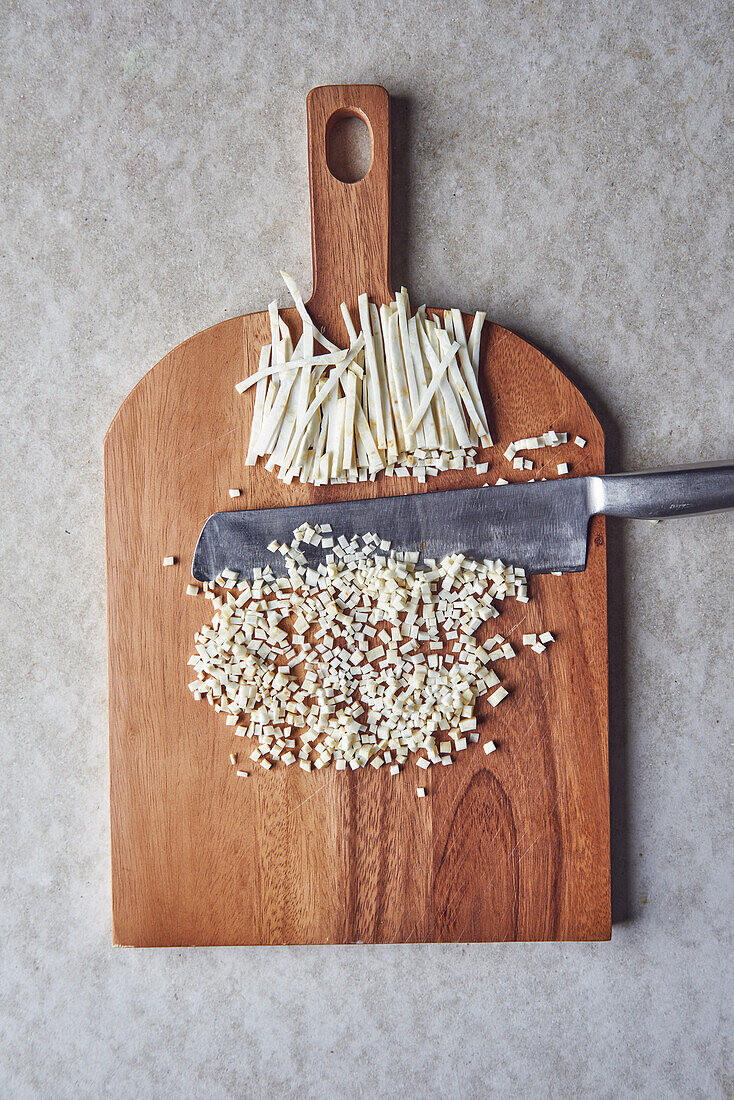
left=192, top=462, right=734, bottom=581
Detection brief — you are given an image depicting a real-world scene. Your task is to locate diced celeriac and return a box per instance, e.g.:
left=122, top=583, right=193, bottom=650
left=488, top=686, right=508, bottom=707
left=188, top=524, right=534, bottom=782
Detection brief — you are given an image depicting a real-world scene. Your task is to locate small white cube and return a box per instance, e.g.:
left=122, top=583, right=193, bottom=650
left=483, top=740, right=497, bottom=755
left=557, top=462, right=569, bottom=475
left=228, top=488, right=241, bottom=498
left=489, top=686, right=508, bottom=707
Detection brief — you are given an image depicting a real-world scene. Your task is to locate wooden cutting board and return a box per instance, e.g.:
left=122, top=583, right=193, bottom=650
left=105, top=85, right=610, bottom=946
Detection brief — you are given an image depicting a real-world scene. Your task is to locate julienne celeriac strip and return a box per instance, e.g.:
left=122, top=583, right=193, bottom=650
left=234, top=273, right=494, bottom=485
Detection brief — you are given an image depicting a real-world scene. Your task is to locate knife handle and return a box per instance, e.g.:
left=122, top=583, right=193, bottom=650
left=305, top=84, right=392, bottom=318
left=590, top=462, right=734, bottom=519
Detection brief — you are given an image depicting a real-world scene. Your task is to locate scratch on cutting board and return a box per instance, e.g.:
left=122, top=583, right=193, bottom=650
left=508, top=610, right=531, bottom=638
left=180, top=425, right=240, bottom=461
left=286, top=774, right=337, bottom=820
left=222, top=771, right=339, bottom=872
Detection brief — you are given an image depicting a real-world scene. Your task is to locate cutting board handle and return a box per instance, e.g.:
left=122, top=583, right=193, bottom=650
left=305, top=84, right=392, bottom=320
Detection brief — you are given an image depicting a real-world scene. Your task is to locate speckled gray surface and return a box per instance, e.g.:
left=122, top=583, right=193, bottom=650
left=1, top=1, right=732, bottom=1097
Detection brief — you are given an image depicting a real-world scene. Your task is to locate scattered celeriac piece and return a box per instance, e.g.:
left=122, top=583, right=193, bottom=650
left=228, top=489, right=241, bottom=498
left=162, top=556, right=175, bottom=567
left=467, top=311, right=485, bottom=376
left=395, top=288, right=425, bottom=448
left=280, top=271, right=340, bottom=354
left=448, top=308, right=491, bottom=444
left=244, top=343, right=273, bottom=466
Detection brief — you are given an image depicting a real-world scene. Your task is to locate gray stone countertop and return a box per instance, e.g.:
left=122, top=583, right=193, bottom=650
left=1, top=2, right=732, bottom=1097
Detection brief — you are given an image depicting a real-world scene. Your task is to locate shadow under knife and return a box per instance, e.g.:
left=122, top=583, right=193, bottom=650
left=390, top=94, right=413, bottom=295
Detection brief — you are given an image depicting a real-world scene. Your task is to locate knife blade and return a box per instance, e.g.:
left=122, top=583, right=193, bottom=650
left=191, top=463, right=734, bottom=582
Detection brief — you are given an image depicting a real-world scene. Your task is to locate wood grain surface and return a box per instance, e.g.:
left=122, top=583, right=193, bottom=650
left=105, top=85, right=610, bottom=946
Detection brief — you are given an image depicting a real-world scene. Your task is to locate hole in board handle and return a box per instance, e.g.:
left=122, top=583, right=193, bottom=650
left=326, top=109, right=372, bottom=184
